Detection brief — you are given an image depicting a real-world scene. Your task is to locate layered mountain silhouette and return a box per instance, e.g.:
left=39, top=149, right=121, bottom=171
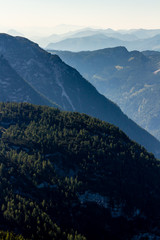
left=50, top=47, right=160, bottom=141
left=33, top=27, right=139, bottom=48
left=46, top=32, right=160, bottom=52
left=31, top=27, right=160, bottom=48
left=46, top=34, right=127, bottom=51
left=0, top=34, right=160, bottom=158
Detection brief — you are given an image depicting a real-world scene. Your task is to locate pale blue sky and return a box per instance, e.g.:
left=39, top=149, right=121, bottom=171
left=0, top=0, right=160, bottom=34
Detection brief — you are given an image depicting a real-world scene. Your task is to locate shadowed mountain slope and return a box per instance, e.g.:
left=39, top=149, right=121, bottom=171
left=50, top=47, right=160, bottom=143
left=0, top=55, right=55, bottom=106
left=0, top=34, right=160, bottom=157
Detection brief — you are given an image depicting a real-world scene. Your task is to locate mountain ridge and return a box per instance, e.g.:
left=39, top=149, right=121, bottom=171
left=50, top=47, right=160, bottom=141
left=46, top=33, right=160, bottom=52
left=30, top=27, right=160, bottom=48
left=0, top=34, right=160, bottom=158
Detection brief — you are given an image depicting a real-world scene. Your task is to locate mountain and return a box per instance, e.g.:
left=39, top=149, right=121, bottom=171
left=46, top=33, right=160, bottom=52
left=49, top=24, right=84, bottom=34
left=32, top=28, right=107, bottom=48
left=0, top=55, right=55, bottom=107
left=46, top=34, right=126, bottom=51
left=0, top=34, right=160, bottom=158
left=31, top=28, right=95, bottom=48
left=7, top=29, right=24, bottom=37
left=0, top=102, right=160, bottom=239
left=63, top=28, right=138, bottom=42
left=143, top=49, right=160, bottom=62
left=50, top=47, right=160, bottom=141
left=123, top=28, right=160, bottom=39
left=34, top=27, right=160, bottom=48
left=128, top=34, right=160, bottom=51
left=32, top=33, right=62, bottom=48
left=30, top=25, right=87, bottom=47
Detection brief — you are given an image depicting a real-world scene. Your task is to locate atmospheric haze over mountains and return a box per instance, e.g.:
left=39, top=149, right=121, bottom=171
left=3, top=26, right=160, bottom=50
left=1, top=32, right=160, bottom=155
left=1, top=0, right=160, bottom=238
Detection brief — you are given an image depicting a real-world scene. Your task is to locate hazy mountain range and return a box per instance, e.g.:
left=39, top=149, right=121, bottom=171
left=7, top=29, right=24, bottom=37
left=1, top=29, right=160, bottom=239
left=46, top=33, right=160, bottom=52
left=6, top=27, right=160, bottom=51
left=0, top=34, right=160, bottom=158
left=49, top=47, right=160, bottom=141
left=34, top=27, right=138, bottom=48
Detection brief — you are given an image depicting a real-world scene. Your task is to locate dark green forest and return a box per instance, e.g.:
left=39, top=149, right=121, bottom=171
left=0, top=102, right=160, bottom=239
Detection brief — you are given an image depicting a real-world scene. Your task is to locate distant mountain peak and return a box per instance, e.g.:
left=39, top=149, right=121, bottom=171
left=7, top=29, right=24, bottom=37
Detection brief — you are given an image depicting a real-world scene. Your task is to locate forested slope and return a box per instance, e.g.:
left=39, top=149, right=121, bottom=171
left=0, top=103, right=160, bottom=239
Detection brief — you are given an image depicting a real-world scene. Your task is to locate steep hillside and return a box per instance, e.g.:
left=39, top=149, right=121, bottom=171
left=143, top=50, right=160, bottom=66
left=0, top=34, right=160, bottom=158
left=0, top=103, right=160, bottom=239
left=0, top=55, right=55, bottom=107
left=50, top=47, right=160, bottom=141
